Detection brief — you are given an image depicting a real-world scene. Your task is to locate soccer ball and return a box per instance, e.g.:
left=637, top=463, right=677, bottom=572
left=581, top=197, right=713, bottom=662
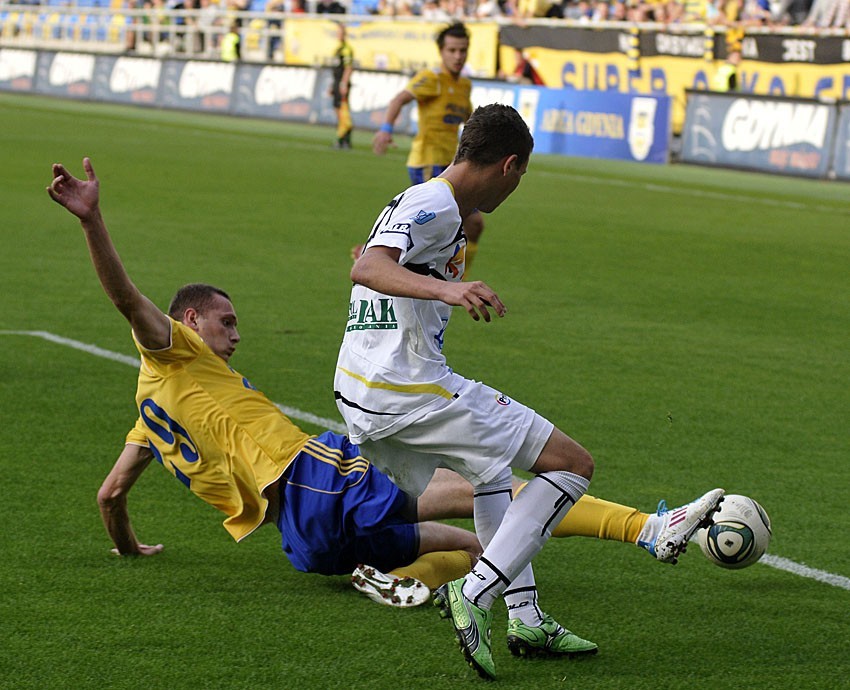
left=696, top=494, right=772, bottom=569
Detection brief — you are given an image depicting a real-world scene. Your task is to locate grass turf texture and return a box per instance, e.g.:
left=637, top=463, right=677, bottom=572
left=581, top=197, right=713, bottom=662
left=1, top=92, right=849, bottom=689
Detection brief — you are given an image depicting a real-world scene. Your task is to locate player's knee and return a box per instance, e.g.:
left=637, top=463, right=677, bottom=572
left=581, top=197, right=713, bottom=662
left=532, top=431, right=594, bottom=479
left=570, top=446, right=594, bottom=480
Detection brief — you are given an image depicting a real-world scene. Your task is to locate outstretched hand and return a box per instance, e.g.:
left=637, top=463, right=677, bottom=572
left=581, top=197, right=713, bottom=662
left=441, top=280, right=507, bottom=322
left=46, top=157, right=100, bottom=222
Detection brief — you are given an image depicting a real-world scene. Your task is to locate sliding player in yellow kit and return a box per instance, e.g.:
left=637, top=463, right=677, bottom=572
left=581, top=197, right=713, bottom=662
left=48, top=157, right=721, bottom=616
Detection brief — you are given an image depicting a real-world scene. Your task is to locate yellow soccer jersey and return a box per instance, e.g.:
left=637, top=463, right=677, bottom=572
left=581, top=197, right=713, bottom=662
left=132, top=319, right=311, bottom=541
left=405, top=67, right=472, bottom=169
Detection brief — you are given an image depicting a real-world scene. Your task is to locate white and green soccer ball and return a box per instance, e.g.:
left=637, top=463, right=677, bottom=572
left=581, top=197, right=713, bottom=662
left=696, top=494, right=772, bottom=570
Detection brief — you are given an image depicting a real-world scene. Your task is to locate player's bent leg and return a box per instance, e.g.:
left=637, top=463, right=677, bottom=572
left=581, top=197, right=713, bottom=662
left=389, top=521, right=480, bottom=591
left=528, top=427, right=594, bottom=479
left=417, top=468, right=475, bottom=521
left=416, top=520, right=481, bottom=559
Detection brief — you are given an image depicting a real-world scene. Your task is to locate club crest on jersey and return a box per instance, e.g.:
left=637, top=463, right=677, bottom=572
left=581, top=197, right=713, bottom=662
left=414, top=210, right=436, bottom=225
left=495, top=393, right=511, bottom=406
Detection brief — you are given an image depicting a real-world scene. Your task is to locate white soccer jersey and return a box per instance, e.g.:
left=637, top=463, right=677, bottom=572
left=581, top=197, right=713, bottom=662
left=335, top=177, right=469, bottom=443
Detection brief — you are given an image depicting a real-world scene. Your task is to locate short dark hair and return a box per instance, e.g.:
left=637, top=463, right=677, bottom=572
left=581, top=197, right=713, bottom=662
left=453, top=104, right=534, bottom=167
left=436, top=22, right=469, bottom=49
left=167, top=283, right=231, bottom=320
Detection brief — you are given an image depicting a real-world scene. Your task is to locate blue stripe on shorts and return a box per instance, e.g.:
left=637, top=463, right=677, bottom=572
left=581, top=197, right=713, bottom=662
left=407, top=165, right=447, bottom=185
left=277, top=431, right=418, bottom=575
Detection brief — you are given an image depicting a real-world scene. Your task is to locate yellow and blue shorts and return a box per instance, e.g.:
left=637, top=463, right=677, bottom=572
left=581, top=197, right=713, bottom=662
left=276, top=431, right=419, bottom=575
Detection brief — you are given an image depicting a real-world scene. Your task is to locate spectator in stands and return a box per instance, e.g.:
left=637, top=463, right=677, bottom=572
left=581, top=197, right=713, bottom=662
left=170, top=0, right=194, bottom=54
left=711, top=28, right=742, bottom=90
left=771, top=0, right=812, bottom=24
left=220, top=18, right=240, bottom=60
left=150, top=0, right=172, bottom=46
left=802, top=0, right=842, bottom=25
left=517, top=0, right=553, bottom=16
left=475, top=0, right=504, bottom=16
left=124, top=0, right=143, bottom=53
left=706, top=0, right=742, bottom=24
left=674, top=0, right=704, bottom=20
left=318, top=0, right=347, bottom=11
left=591, top=0, right=610, bottom=20
left=739, top=0, right=771, bottom=23
left=665, top=0, right=685, bottom=21
left=573, top=0, right=592, bottom=19
left=543, top=0, right=569, bottom=17
left=506, top=47, right=544, bottom=84
left=197, top=0, right=222, bottom=55
left=609, top=0, right=627, bottom=19
left=265, top=0, right=284, bottom=60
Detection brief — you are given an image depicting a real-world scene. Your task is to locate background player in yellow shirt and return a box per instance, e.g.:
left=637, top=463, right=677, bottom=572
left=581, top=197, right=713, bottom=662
left=48, top=157, right=722, bottom=612
left=330, top=22, right=354, bottom=149
left=369, top=22, right=486, bottom=273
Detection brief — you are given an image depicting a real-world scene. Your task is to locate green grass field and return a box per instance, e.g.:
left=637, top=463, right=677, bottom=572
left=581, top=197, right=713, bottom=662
left=1, top=91, right=849, bottom=689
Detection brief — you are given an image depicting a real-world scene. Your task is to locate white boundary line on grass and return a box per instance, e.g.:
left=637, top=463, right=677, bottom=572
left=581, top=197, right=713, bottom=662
left=3, top=328, right=848, bottom=592
left=0, top=329, right=346, bottom=433
left=759, top=555, right=850, bottom=591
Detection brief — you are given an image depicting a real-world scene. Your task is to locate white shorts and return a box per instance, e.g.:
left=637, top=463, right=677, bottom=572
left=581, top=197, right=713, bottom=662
left=357, top=378, right=554, bottom=496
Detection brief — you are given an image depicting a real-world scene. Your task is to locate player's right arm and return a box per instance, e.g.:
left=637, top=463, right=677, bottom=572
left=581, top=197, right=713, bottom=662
left=351, top=245, right=506, bottom=322
left=47, top=157, right=171, bottom=351
left=97, top=442, right=164, bottom=556
left=372, top=89, right=416, bottom=155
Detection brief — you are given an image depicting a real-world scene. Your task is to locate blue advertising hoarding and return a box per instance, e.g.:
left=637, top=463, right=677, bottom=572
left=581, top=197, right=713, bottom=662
left=529, top=88, right=671, bottom=163
left=681, top=90, right=836, bottom=178
left=469, top=83, right=671, bottom=163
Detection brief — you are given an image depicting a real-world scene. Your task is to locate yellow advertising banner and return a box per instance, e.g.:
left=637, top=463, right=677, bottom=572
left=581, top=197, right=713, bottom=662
left=508, top=45, right=709, bottom=133
left=501, top=37, right=850, bottom=134
left=285, top=19, right=499, bottom=77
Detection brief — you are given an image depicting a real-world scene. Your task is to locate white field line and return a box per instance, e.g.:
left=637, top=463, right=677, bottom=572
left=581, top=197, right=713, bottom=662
left=3, top=328, right=847, bottom=591
left=0, top=330, right=346, bottom=433
left=759, top=555, right=850, bottom=591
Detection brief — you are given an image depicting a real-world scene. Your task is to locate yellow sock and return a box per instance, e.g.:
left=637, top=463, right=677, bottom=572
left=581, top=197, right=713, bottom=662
left=337, top=102, right=352, bottom=139
left=553, top=494, right=649, bottom=542
left=463, top=241, right=479, bottom=278
left=515, top=481, right=648, bottom=543
left=390, top=550, right=473, bottom=590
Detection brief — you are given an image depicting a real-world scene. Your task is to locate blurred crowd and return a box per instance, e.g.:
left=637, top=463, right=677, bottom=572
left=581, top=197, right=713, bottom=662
left=2, top=0, right=846, bottom=36
left=368, top=0, right=843, bottom=28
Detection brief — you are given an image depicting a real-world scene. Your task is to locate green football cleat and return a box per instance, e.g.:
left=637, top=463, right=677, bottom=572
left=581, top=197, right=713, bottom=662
left=506, top=614, right=599, bottom=658
left=434, top=579, right=496, bottom=680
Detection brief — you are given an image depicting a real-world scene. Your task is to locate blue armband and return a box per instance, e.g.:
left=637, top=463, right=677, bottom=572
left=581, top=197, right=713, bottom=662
left=379, top=123, right=393, bottom=134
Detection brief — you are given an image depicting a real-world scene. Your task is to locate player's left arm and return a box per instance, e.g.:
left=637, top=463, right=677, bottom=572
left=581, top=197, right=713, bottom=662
left=351, top=246, right=505, bottom=322
left=47, top=158, right=171, bottom=351
left=97, top=443, right=164, bottom=557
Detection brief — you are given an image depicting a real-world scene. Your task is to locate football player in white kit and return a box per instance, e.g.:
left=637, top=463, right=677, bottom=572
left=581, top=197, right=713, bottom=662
left=336, top=104, right=723, bottom=678
left=337, top=104, right=716, bottom=679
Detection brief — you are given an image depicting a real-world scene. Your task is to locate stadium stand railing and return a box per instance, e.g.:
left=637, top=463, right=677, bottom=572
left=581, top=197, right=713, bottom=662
left=1, top=2, right=848, bottom=66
